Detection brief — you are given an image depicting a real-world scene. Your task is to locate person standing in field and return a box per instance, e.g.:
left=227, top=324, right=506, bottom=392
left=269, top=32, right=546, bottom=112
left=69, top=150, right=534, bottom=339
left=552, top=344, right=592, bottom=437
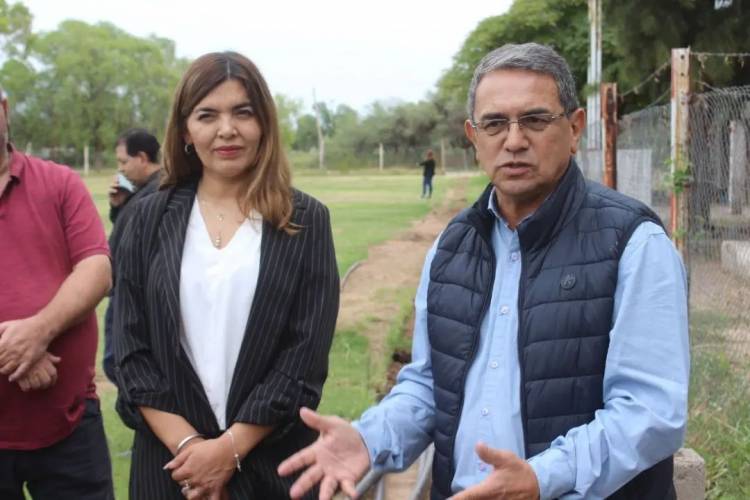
left=0, top=86, right=114, bottom=499
left=419, top=149, right=436, bottom=198
left=113, top=51, right=339, bottom=499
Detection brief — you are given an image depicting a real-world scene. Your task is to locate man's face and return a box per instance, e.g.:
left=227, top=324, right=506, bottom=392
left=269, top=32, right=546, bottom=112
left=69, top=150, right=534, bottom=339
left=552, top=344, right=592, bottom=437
left=115, top=143, right=147, bottom=186
left=465, top=69, right=584, bottom=213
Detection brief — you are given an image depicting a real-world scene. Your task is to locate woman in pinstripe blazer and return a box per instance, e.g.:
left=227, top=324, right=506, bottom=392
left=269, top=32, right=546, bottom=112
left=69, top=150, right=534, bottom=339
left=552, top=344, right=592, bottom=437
left=113, top=52, right=339, bottom=499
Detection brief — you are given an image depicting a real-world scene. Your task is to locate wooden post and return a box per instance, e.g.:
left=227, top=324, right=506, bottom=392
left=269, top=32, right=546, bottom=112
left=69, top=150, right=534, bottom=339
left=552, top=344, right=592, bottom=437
left=601, top=83, right=618, bottom=189
left=312, top=89, right=325, bottom=170
left=83, top=145, right=90, bottom=176
left=670, top=48, right=691, bottom=258
left=729, top=121, right=747, bottom=215
left=440, top=138, right=447, bottom=175
left=378, top=143, right=384, bottom=172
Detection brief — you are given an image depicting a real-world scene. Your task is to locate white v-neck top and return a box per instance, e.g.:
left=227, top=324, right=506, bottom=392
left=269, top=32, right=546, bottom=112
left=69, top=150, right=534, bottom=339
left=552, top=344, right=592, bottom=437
left=179, top=198, right=262, bottom=429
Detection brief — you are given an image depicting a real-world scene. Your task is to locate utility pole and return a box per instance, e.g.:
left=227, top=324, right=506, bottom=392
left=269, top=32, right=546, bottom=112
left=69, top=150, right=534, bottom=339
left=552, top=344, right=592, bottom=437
left=587, top=0, right=602, bottom=151
left=312, top=89, right=325, bottom=170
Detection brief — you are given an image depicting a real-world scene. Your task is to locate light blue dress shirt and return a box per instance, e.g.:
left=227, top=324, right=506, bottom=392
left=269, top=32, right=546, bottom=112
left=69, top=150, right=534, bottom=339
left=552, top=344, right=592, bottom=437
left=354, top=189, right=690, bottom=499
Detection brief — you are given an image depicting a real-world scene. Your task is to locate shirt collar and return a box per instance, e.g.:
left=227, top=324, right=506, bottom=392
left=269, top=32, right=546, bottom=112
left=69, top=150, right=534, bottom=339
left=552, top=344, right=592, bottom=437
left=487, top=186, right=516, bottom=229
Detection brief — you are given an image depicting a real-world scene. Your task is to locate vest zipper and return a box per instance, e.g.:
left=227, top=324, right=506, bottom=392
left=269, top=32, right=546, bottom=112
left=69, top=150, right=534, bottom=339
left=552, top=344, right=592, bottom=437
left=517, top=253, right=530, bottom=458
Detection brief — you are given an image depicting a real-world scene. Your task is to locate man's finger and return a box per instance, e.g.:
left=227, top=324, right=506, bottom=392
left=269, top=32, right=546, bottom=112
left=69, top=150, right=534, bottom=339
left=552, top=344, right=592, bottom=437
left=37, top=368, right=52, bottom=388
left=8, top=361, right=31, bottom=382
left=451, top=480, right=495, bottom=500
left=341, top=478, right=358, bottom=499
left=18, top=377, right=30, bottom=392
left=475, top=442, right=514, bottom=468
left=299, top=407, right=336, bottom=433
left=49, top=354, right=61, bottom=364
left=278, top=446, right=316, bottom=476
left=289, top=463, right=324, bottom=499
left=319, top=475, right=339, bottom=500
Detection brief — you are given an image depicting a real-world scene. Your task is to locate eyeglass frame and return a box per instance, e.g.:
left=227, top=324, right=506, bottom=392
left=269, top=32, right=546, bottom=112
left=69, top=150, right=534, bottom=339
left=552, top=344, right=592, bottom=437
left=469, top=111, right=571, bottom=138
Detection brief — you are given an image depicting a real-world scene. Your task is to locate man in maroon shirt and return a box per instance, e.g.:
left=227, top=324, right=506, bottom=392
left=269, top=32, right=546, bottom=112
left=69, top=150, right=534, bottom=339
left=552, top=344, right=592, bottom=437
left=0, top=88, right=114, bottom=499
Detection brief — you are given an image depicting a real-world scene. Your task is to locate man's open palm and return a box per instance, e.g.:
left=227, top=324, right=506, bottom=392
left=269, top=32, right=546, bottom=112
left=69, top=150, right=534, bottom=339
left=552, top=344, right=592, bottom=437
left=278, top=407, right=371, bottom=500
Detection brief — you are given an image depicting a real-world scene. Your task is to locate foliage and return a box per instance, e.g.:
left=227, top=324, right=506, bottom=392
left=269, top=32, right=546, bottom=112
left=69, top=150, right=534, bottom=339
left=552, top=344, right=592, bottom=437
left=274, top=93, right=301, bottom=149
left=436, top=0, right=603, bottom=115
left=687, top=310, right=750, bottom=499
left=0, top=20, right=188, bottom=166
left=604, top=0, right=750, bottom=111
left=0, top=0, right=31, bottom=58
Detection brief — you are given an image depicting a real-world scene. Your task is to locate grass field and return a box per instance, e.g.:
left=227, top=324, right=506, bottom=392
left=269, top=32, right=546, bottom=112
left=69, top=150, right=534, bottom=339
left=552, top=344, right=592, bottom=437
left=81, top=167, right=466, bottom=498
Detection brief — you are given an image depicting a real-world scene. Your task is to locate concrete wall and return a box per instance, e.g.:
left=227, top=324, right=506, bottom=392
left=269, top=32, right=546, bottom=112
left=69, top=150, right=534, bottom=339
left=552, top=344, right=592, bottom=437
left=674, top=448, right=706, bottom=500
left=721, top=240, right=750, bottom=280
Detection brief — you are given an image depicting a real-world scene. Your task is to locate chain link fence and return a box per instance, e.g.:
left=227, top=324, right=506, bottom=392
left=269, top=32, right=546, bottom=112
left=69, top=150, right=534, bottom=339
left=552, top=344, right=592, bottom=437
left=684, top=88, right=750, bottom=495
left=580, top=84, right=750, bottom=497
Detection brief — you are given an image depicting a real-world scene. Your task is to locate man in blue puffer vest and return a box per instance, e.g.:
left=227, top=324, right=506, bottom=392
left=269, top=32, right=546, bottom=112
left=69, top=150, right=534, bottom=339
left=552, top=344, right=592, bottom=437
left=279, top=43, right=689, bottom=500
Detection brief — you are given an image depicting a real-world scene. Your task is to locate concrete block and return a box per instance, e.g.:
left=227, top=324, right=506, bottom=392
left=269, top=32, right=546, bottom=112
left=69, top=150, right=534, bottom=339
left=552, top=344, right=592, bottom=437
left=674, top=447, right=705, bottom=500
left=721, top=240, right=750, bottom=280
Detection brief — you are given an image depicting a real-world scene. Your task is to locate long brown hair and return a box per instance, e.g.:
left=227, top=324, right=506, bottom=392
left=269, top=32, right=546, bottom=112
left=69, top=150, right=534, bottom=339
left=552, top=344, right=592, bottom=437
left=162, top=51, right=294, bottom=232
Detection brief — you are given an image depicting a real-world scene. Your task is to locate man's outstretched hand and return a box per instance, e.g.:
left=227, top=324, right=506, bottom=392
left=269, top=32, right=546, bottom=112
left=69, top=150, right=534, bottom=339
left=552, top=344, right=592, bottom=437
left=451, top=443, right=540, bottom=500
left=278, top=407, right=371, bottom=500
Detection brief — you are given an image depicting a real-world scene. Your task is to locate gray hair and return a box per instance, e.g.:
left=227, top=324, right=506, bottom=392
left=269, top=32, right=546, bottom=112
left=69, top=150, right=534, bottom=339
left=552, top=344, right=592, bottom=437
left=467, top=43, right=579, bottom=120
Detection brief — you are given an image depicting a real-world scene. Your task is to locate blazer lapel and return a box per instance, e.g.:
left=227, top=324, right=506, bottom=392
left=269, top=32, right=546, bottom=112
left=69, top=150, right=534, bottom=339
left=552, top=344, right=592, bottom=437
left=157, top=183, right=195, bottom=352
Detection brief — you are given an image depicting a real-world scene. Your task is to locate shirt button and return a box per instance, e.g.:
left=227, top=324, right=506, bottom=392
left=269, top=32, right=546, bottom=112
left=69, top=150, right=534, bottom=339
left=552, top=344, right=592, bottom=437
left=500, top=305, right=510, bottom=315
left=510, top=252, right=520, bottom=262
left=490, top=361, right=498, bottom=369
left=481, top=408, right=489, bottom=416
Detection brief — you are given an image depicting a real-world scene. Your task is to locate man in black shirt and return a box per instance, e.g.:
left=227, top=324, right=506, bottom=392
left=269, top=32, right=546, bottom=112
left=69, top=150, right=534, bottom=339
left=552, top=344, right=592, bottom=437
left=419, top=149, right=436, bottom=198
left=103, top=128, right=161, bottom=383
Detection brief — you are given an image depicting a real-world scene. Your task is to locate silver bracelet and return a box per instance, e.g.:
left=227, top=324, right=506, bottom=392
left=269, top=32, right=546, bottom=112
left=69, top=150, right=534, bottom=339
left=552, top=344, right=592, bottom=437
left=175, top=433, right=204, bottom=454
left=225, top=429, right=242, bottom=472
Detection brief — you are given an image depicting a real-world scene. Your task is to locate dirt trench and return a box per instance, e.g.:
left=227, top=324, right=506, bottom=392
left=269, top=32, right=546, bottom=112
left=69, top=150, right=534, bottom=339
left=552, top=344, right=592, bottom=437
left=336, top=176, right=470, bottom=500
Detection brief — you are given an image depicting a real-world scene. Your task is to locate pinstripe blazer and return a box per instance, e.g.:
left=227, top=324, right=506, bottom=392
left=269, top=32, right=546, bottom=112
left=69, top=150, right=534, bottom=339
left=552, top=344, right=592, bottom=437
left=112, top=181, right=339, bottom=499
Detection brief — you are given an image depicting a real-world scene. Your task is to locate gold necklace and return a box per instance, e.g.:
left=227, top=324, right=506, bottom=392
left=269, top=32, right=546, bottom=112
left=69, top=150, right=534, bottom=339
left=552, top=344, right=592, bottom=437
left=198, top=199, right=226, bottom=248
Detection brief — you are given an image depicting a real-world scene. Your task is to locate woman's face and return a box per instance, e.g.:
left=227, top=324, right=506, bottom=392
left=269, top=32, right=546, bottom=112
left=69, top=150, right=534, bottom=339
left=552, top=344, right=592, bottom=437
left=184, top=79, right=262, bottom=180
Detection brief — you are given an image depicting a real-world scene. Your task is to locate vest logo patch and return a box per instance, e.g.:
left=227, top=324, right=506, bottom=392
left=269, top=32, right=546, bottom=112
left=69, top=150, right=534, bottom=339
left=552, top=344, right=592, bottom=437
left=561, top=273, right=576, bottom=289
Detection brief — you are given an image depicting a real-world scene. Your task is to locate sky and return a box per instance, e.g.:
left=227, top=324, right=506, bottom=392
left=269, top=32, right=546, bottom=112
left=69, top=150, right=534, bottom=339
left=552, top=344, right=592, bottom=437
left=21, top=0, right=513, bottom=114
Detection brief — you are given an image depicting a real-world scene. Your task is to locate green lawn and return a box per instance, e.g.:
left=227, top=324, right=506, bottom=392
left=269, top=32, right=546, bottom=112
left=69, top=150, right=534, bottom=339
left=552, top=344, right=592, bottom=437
left=685, top=310, right=750, bottom=499
left=81, top=167, right=461, bottom=498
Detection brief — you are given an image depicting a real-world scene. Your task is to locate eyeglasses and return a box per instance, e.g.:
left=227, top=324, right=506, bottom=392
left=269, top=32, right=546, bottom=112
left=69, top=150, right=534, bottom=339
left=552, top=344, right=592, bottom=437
left=470, top=112, right=567, bottom=137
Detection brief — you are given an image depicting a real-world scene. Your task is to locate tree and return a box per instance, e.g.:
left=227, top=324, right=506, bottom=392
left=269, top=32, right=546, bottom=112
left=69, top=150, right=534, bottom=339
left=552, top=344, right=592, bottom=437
left=0, top=0, right=32, bottom=59
left=274, top=93, right=301, bottom=149
left=605, top=0, right=750, bottom=111
left=436, top=0, right=599, bottom=116
left=0, top=20, right=187, bottom=166
left=293, top=114, right=319, bottom=151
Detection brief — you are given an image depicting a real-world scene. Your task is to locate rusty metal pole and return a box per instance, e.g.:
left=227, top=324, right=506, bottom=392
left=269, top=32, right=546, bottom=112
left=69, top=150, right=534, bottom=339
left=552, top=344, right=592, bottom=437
left=601, top=83, right=618, bottom=189
left=670, top=48, right=691, bottom=259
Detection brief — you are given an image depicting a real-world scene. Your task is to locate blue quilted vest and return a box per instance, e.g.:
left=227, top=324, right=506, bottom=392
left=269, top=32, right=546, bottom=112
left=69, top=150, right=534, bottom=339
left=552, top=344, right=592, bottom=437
left=427, top=161, right=674, bottom=499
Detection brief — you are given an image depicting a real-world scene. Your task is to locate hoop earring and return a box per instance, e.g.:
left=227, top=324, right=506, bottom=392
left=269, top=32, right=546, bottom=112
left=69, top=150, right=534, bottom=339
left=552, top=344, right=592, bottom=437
left=184, top=143, right=194, bottom=155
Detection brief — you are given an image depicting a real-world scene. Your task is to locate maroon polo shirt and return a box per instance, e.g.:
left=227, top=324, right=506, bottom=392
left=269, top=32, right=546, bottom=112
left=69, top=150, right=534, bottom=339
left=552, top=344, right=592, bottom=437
left=0, top=148, right=109, bottom=450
